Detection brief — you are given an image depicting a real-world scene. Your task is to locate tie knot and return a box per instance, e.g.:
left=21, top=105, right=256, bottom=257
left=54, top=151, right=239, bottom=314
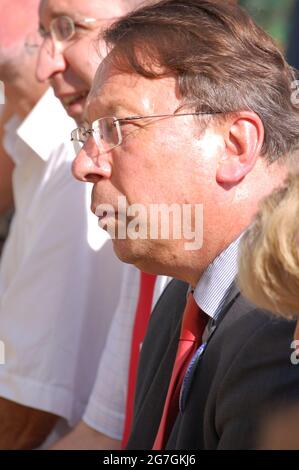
left=180, top=292, right=208, bottom=342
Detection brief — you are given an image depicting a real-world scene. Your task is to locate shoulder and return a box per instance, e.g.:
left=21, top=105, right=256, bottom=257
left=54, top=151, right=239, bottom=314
left=204, top=292, right=296, bottom=376
left=214, top=293, right=296, bottom=360
left=201, top=295, right=299, bottom=449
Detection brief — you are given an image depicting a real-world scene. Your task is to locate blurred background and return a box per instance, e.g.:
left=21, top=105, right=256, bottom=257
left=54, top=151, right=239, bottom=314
left=241, top=0, right=299, bottom=70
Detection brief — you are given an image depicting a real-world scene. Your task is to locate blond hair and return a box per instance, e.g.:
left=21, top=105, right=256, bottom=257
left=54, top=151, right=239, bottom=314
left=238, top=174, right=299, bottom=318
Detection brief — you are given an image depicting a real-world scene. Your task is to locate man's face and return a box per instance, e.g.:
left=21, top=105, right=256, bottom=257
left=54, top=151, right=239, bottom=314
left=37, top=0, right=125, bottom=123
left=0, top=0, right=40, bottom=80
left=72, top=61, right=225, bottom=274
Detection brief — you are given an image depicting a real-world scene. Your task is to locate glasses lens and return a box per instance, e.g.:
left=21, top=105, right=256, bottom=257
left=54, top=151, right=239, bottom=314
left=71, top=127, right=88, bottom=155
left=93, top=118, right=120, bottom=151
left=72, top=140, right=83, bottom=156
left=52, top=16, right=74, bottom=42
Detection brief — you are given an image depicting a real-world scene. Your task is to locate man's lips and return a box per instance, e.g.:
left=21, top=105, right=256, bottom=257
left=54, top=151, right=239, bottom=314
left=57, top=91, right=88, bottom=107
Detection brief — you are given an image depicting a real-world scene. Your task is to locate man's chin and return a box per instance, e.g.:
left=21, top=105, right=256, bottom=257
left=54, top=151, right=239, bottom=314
left=112, top=238, right=140, bottom=265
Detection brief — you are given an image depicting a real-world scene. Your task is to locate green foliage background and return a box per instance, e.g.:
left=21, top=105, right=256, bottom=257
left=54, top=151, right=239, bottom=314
left=240, top=0, right=295, bottom=48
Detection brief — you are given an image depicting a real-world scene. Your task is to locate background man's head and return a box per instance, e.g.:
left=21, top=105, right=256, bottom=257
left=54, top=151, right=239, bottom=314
left=0, top=0, right=47, bottom=114
left=36, top=0, right=144, bottom=123
left=72, top=0, right=297, bottom=283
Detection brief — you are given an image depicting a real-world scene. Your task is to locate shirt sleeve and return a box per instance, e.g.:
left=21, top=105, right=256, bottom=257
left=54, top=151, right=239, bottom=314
left=0, top=145, right=125, bottom=427
left=83, top=264, right=140, bottom=440
left=82, top=271, right=171, bottom=439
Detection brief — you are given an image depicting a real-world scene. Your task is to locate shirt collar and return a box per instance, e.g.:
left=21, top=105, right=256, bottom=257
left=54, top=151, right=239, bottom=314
left=193, top=233, right=244, bottom=320
left=16, top=88, right=75, bottom=162
left=3, top=115, right=23, bottom=159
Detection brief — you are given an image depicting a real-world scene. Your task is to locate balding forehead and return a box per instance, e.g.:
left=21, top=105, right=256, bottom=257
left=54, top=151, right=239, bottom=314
left=40, top=0, right=128, bottom=19
left=90, top=52, right=132, bottom=91
left=120, top=0, right=148, bottom=13
left=0, top=0, right=40, bottom=13
left=40, top=0, right=139, bottom=18
left=10, top=0, right=40, bottom=7
left=0, top=0, right=40, bottom=47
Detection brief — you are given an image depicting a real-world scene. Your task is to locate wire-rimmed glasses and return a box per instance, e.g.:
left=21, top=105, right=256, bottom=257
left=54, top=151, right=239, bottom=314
left=70, top=111, right=222, bottom=155
left=25, top=15, right=111, bottom=56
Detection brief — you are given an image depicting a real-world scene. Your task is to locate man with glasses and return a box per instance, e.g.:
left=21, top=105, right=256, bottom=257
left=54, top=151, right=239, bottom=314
left=72, top=0, right=299, bottom=449
left=36, top=1, right=141, bottom=123
left=35, top=0, right=171, bottom=450
left=0, top=0, right=128, bottom=449
left=0, top=2, right=47, bottom=260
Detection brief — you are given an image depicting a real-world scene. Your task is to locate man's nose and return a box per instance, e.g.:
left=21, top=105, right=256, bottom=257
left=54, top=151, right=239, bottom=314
left=36, top=42, right=66, bottom=82
left=72, top=137, right=112, bottom=183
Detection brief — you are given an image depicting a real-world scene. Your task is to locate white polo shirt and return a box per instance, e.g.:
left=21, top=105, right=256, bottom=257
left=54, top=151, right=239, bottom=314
left=0, top=88, right=124, bottom=439
left=83, top=265, right=171, bottom=440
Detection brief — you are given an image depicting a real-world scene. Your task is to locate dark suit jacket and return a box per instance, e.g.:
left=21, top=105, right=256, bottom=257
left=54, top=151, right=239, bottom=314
left=127, top=279, right=299, bottom=450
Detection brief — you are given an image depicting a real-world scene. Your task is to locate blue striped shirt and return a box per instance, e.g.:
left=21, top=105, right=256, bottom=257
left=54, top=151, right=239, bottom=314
left=193, top=233, right=243, bottom=322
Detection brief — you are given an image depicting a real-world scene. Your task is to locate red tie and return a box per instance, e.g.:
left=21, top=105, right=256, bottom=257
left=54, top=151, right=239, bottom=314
left=121, top=272, right=157, bottom=449
left=153, top=292, right=209, bottom=450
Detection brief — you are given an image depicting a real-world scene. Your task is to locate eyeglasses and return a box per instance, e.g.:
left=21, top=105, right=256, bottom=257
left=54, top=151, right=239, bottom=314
left=71, top=111, right=222, bottom=155
left=26, top=15, right=116, bottom=56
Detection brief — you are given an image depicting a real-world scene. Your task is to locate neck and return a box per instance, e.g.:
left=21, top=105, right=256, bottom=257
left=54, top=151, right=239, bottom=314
left=5, top=76, right=47, bottom=119
left=5, top=85, right=35, bottom=118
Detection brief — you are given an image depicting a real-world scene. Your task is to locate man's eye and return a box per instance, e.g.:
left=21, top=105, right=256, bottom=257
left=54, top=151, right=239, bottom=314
left=74, top=23, right=85, bottom=30
left=73, top=23, right=88, bottom=36
left=121, top=121, right=141, bottom=130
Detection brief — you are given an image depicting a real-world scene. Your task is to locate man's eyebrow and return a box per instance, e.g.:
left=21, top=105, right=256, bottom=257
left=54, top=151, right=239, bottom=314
left=38, top=11, right=68, bottom=30
left=53, top=10, right=98, bottom=22
left=89, top=103, right=141, bottom=120
left=50, top=9, right=74, bottom=18
left=40, top=10, right=79, bottom=27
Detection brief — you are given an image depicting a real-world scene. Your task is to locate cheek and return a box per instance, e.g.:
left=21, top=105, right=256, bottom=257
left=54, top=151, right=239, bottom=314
left=113, top=135, right=188, bottom=204
left=0, top=42, right=24, bottom=68
left=82, top=38, right=103, bottom=83
left=66, top=47, right=97, bottom=86
left=111, top=165, right=145, bottom=205
left=110, top=157, right=154, bottom=207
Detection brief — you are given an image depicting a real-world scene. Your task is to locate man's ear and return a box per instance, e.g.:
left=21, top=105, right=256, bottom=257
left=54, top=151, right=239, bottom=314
left=216, top=111, right=264, bottom=184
